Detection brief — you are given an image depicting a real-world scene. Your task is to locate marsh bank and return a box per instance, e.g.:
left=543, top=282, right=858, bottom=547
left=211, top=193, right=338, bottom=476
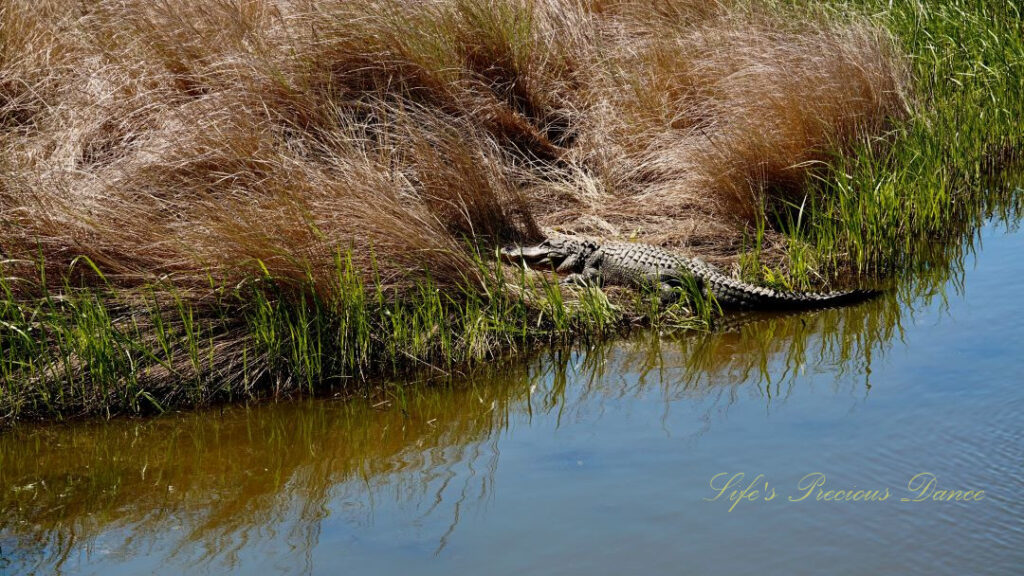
left=2, top=0, right=1021, bottom=419
left=1, top=198, right=1021, bottom=575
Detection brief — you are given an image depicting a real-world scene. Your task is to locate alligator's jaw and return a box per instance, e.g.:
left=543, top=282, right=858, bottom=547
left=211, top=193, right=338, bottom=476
left=500, top=245, right=551, bottom=266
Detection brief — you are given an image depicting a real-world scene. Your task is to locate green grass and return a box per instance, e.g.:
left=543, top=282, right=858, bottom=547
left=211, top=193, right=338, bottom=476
left=761, top=0, right=1023, bottom=285
left=0, top=248, right=713, bottom=422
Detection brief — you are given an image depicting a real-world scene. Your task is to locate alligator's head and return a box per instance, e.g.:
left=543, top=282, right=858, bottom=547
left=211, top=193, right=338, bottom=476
left=500, top=236, right=594, bottom=273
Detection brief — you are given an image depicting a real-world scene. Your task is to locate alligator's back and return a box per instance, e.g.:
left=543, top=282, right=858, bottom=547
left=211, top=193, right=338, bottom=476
left=597, top=242, right=877, bottom=310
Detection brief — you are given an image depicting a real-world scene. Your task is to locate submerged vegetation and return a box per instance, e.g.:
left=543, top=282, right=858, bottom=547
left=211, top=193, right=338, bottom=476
left=0, top=0, right=1020, bottom=422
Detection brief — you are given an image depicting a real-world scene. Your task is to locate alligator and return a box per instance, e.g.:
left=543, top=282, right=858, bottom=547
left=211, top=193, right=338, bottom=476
left=500, top=236, right=878, bottom=310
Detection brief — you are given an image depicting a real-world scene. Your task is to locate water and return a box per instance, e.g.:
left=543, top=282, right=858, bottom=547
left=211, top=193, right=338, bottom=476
left=2, top=219, right=1023, bottom=575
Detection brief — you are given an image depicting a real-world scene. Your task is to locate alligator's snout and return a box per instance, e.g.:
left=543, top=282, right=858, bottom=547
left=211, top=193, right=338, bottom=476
left=500, top=243, right=552, bottom=265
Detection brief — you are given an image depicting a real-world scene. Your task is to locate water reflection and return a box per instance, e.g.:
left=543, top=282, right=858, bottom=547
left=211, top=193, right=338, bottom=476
left=0, top=289, right=910, bottom=574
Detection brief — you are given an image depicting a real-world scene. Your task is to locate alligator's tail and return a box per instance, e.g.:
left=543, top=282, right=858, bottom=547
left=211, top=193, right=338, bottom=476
left=700, top=270, right=879, bottom=310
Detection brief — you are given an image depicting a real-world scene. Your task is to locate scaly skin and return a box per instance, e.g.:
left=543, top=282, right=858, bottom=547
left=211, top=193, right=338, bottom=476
left=500, top=236, right=878, bottom=310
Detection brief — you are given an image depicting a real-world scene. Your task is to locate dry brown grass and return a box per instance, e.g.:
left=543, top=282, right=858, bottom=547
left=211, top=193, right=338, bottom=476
left=0, top=0, right=908, bottom=298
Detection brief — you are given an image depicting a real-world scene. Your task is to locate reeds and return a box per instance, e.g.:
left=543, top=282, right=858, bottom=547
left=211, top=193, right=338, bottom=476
left=3, top=245, right=704, bottom=420
left=2, top=0, right=1013, bottom=422
left=762, top=0, right=1023, bottom=285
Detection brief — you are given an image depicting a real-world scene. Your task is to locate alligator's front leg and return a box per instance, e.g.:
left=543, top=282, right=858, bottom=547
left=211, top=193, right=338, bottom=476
left=562, top=250, right=605, bottom=287
left=562, top=266, right=602, bottom=287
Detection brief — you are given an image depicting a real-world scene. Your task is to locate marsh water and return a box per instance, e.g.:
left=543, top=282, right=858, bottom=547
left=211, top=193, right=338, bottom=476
left=3, top=204, right=1024, bottom=575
